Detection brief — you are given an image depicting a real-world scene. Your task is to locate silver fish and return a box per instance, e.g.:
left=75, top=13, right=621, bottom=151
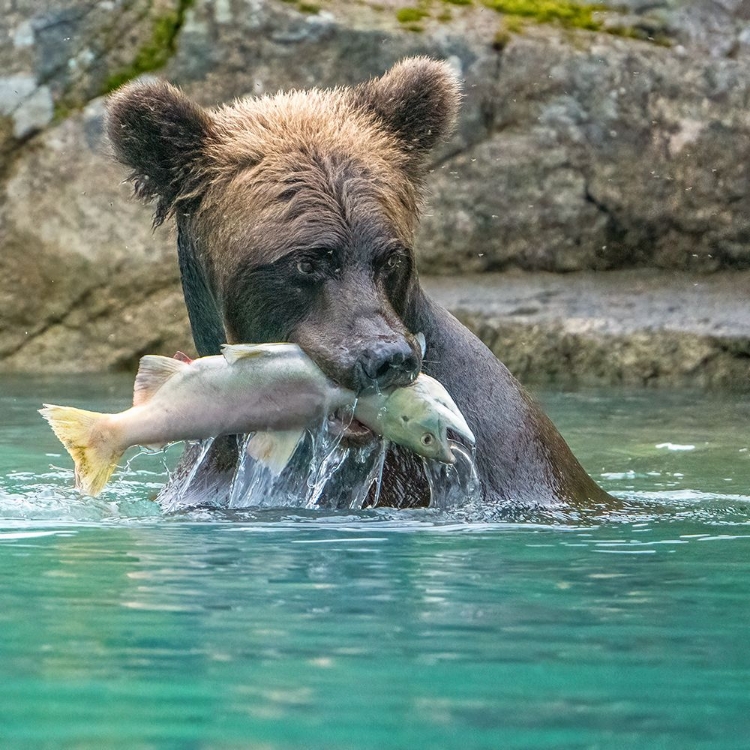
left=40, top=343, right=474, bottom=496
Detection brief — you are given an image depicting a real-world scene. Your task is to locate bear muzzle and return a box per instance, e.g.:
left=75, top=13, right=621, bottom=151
left=354, top=340, right=420, bottom=392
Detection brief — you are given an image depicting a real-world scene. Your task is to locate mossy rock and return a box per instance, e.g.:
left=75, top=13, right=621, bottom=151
left=103, top=0, right=195, bottom=94
left=396, top=7, right=430, bottom=24
left=483, top=0, right=603, bottom=31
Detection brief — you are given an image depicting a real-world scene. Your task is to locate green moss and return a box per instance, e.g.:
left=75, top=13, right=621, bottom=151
left=396, top=7, right=429, bottom=23
left=279, top=0, right=320, bottom=13
left=607, top=24, right=672, bottom=46
left=492, top=14, right=525, bottom=49
left=442, top=0, right=472, bottom=5
left=504, top=14, right=525, bottom=32
left=103, top=0, right=195, bottom=94
left=482, top=0, right=603, bottom=31
left=650, top=33, right=672, bottom=47
left=437, top=9, right=453, bottom=20
left=482, top=0, right=674, bottom=44
left=52, top=100, right=74, bottom=124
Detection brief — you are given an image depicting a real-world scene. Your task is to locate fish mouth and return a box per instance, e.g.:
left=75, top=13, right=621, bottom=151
left=446, top=428, right=475, bottom=456
left=327, top=409, right=375, bottom=446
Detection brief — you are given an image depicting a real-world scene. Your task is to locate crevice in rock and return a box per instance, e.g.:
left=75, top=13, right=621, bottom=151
left=0, top=274, right=184, bottom=367
left=583, top=182, right=639, bottom=268
left=429, top=42, right=507, bottom=172
left=481, top=39, right=505, bottom=137
left=0, top=285, right=99, bottom=360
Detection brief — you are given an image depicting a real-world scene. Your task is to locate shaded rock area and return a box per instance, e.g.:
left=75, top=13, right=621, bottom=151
left=0, top=0, right=189, bottom=162
left=3, top=261, right=749, bottom=393
left=0, top=0, right=749, bottom=384
left=423, top=271, right=750, bottom=389
left=0, top=99, right=186, bottom=372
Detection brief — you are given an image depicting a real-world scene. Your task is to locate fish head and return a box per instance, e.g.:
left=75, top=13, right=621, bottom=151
left=381, top=377, right=474, bottom=464
left=406, top=375, right=475, bottom=446
left=384, top=405, right=455, bottom=464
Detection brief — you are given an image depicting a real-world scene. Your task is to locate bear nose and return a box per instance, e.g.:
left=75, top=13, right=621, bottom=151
left=356, top=341, right=420, bottom=391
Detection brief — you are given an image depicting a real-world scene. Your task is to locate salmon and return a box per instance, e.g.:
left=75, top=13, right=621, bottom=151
left=40, top=343, right=474, bottom=496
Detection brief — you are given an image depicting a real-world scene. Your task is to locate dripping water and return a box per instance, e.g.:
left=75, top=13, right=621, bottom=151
left=163, top=419, right=480, bottom=511
left=159, top=437, right=217, bottom=512
left=422, top=441, right=482, bottom=510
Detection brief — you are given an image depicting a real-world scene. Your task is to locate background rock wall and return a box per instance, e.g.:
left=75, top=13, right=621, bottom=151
left=1, top=0, right=749, bottom=379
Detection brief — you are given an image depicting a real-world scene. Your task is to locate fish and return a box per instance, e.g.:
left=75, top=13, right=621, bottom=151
left=39, top=342, right=475, bottom=497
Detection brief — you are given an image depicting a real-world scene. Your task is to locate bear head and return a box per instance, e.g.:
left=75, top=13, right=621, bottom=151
left=106, top=58, right=461, bottom=393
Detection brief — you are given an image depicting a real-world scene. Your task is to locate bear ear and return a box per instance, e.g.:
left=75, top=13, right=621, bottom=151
left=354, top=57, right=462, bottom=172
left=106, top=79, right=215, bottom=225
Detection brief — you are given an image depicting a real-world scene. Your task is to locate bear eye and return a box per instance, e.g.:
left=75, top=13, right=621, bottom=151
left=296, top=260, right=315, bottom=276
left=421, top=433, right=434, bottom=447
left=385, top=254, right=401, bottom=271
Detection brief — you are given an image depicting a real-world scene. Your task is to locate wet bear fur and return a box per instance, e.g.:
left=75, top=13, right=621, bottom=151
left=106, top=58, right=612, bottom=510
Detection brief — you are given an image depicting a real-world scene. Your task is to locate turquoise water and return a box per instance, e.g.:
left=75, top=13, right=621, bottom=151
left=1, top=375, right=749, bottom=749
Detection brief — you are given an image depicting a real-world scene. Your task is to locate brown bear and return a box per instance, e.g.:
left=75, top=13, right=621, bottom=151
left=106, top=57, right=613, bottom=510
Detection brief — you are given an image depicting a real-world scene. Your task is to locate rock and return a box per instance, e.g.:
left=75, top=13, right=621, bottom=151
left=11, top=84, right=54, bottom=138
left=423, top=270, right=750, bottom=390
left=0, top=99, right=187, bottom=372
left=0, top=75, right=52, bottom=137
left=599, top=0, right=750, bottom=58
left=0, top=0, right=189, bottom=164
left=417, top=27, right=750, bottom=273
left=154, top=1, right=750, bottom=273
left=1, top=0, right=750, bottom=381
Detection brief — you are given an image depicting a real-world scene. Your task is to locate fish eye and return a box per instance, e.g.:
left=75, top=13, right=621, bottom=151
left=421, top=433, right=434, bottom=447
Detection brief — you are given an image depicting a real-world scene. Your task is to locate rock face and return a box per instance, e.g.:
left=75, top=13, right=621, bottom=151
left=423, top=271, right=750, bottom=390
left=0, top=98, right=189, bottom=372
left=1, top=0, right=749, bottom=380
left=419, top=31, right=750, bottom=274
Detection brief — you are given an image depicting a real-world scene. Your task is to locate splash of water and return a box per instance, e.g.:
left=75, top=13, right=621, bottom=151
left=422, top=441, right=482, bottom=510
left=164, top=415, right=478, bottom=512
left=159, top=437, right=218, bottom=513
left=222, top=402, right=392, bottom=510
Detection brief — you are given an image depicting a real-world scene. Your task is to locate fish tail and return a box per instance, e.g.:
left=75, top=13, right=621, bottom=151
left=39, top=405, right=123, bottom=496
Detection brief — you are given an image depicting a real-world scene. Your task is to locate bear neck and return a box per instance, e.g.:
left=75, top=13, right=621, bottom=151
left=405, top=285, right=613, bottom=508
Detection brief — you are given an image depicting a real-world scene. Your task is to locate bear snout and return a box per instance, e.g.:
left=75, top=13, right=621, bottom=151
left=354, top=339, right=420, bottom=392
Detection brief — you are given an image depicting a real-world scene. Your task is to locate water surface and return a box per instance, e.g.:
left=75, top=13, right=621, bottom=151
left=1, top=375, right=748, bottom=749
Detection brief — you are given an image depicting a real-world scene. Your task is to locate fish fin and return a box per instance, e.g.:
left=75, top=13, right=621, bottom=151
left=133, top=355, right=187, bottom=407
left=173, top=350, right=193, bottom=364
left=415, top=332, right=426, bottom=357
left=246, top=430, right=303, bottom=475
left=39, top=405, right=123, bottom=496
left=221, top=343, right=284, bottom=365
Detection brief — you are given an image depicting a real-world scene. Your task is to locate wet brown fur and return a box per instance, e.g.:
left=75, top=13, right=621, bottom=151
left=106, top=58, right=458, bottom=256
left=107, top=59, right=459, bottom=388
left=106, top=58, right=614, bottom=510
